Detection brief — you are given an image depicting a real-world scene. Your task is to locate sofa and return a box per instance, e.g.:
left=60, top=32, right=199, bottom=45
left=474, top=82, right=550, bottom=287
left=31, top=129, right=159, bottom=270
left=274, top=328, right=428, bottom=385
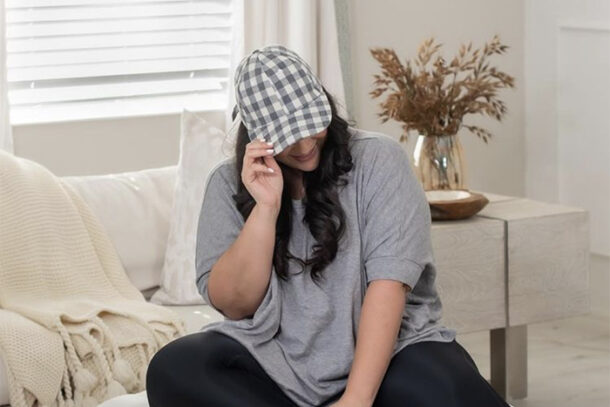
left=0, top=163, right=224, bottom=406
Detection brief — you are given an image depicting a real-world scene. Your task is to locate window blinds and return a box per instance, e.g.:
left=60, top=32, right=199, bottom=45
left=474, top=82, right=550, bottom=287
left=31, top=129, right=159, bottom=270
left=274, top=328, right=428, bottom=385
left=4, top=0, right=233, bottom=124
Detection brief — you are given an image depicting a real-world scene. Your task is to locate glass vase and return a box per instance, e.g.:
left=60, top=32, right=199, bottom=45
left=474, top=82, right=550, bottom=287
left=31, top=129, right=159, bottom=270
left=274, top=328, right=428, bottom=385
left=413, top=134, right=467, bottom=190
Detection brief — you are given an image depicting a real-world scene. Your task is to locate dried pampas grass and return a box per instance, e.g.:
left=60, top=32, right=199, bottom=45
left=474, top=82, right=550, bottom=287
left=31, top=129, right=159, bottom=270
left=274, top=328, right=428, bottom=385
left=369, top=35, right=515, bottom=144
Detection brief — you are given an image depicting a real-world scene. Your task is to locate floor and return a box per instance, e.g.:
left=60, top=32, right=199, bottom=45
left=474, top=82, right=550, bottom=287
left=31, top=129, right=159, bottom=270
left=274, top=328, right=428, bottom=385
left=457, top=311, right=610, bottom=407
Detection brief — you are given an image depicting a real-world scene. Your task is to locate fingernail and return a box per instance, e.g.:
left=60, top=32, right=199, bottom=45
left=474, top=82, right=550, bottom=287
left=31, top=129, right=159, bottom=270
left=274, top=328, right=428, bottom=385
left=267, top=167, right=274, bottom=173
left=266, top=149, right=274, bottom=153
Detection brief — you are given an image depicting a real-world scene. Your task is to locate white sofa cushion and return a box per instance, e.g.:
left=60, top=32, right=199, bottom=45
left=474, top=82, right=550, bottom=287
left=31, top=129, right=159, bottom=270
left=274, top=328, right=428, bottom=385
left=60, top=165, right=177, bottom=292
left=150, top=109, right=233, bottom=305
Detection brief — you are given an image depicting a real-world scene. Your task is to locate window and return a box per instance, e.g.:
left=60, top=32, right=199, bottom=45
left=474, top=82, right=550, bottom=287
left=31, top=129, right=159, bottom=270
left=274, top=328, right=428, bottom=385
left=4, top=0, right=233, bottom=125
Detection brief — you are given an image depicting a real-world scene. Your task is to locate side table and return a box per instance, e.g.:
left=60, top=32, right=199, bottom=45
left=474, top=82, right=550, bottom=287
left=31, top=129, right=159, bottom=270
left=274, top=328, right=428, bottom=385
left=433, top=190, right=590, bottom=401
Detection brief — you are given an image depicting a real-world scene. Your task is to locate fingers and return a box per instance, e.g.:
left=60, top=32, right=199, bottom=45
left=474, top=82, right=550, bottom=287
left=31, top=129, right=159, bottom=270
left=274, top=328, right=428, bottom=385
left=252, top=162, right=275, bottom=174
left=244, top=138, right=276, bottom=174
left=245, top=138, right=275, bottom=163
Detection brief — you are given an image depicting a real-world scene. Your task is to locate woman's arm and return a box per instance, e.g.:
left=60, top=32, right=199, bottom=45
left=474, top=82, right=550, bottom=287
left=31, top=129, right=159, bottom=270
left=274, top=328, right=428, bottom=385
left=331, top=280, right=410, bottom=407
left=207, top=203, right=279, bottom=320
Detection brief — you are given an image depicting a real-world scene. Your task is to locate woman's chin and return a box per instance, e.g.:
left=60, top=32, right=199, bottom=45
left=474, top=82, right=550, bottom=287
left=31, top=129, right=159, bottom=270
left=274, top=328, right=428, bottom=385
left=293, top=156, right=319, bottom=171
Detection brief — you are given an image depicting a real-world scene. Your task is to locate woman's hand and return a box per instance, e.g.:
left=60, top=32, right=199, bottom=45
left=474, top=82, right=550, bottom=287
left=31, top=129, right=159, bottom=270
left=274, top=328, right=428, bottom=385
left=241, top=138, right=283, bottom=209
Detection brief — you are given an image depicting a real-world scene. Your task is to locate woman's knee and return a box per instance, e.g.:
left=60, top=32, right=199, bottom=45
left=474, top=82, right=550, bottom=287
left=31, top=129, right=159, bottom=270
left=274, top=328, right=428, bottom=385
left=146, top=335, right=188, bottom=401
left=146, top=331, right=228, bottom=403
left=374, top=340, right=507, bottom=407
left=373, top=341, right=459, bottom=406
left=146, top=340, right=175, bottom=405
left=147, top=338, right=178, bottom=381
left=374, top=367, right=455, bottom=407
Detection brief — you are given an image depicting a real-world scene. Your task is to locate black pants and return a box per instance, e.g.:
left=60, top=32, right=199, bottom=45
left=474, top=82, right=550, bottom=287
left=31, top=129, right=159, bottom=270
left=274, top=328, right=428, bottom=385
left=146, top=330, right=510, bottom=407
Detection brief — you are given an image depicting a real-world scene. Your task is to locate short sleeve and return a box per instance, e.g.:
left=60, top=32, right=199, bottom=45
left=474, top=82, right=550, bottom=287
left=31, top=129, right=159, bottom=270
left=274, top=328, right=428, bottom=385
left=195, top=164, right=244, bottom=314
left=361, top=136, right=434, bottom=290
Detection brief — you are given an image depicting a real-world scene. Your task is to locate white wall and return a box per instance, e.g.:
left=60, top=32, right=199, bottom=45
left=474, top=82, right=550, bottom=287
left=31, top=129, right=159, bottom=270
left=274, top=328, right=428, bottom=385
left=525, top=0, right=609, bottom=255
left=349, top=0, right=526, bottom=197
left=525, top=0, right=610, bottom=316
left=12, top=111, right=226, bottom=177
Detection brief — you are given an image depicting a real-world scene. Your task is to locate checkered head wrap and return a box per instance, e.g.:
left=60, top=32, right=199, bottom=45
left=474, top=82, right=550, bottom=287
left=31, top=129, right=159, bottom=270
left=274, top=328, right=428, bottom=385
left=233, top=44, right=333, bottom=156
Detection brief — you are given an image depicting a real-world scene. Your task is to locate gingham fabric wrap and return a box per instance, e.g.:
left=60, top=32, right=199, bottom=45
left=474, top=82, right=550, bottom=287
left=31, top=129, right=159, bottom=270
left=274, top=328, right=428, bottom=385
left=234, top=45, right=332, bottom=156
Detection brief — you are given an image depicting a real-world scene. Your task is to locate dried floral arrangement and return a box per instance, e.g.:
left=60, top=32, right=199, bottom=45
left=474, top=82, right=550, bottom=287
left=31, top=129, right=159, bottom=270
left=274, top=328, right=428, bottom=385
left=369, top=35, right=515, bottom=143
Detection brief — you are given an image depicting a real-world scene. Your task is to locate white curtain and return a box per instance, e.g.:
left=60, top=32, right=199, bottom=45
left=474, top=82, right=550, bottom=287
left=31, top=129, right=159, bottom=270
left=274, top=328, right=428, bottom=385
left=225, top=0, right=351, bottom=134
left=0, top=1, right=13, bottom=154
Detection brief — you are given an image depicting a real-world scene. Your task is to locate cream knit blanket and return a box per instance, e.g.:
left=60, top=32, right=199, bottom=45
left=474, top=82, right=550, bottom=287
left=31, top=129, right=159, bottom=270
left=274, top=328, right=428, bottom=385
left=0, top=150, right=187, bottom=407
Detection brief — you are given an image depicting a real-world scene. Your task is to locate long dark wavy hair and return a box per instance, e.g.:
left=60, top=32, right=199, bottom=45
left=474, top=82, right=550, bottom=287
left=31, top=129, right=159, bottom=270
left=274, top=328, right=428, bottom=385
left=230, top=87, right=355, bottom=285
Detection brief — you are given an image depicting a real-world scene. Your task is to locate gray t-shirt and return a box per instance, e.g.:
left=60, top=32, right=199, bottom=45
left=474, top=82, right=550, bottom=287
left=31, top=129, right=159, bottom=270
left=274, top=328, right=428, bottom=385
left=195, top=127, right=457, bottom=407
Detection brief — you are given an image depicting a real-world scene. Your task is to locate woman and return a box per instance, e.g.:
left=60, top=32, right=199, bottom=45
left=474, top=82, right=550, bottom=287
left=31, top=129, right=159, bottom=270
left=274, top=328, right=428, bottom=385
left=146, top=45, right=511, bottom=407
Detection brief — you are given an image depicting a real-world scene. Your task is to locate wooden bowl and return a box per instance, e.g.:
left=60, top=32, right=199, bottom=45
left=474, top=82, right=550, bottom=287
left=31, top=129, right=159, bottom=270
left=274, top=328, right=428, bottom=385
left=425, top=189, right=489, bottom=220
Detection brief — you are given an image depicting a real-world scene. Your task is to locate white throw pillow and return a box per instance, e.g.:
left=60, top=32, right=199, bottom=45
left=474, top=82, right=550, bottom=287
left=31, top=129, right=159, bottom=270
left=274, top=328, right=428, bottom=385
left=150, top=109, right=233, bottom=305
left=60, top=166, right=177, bottom=293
